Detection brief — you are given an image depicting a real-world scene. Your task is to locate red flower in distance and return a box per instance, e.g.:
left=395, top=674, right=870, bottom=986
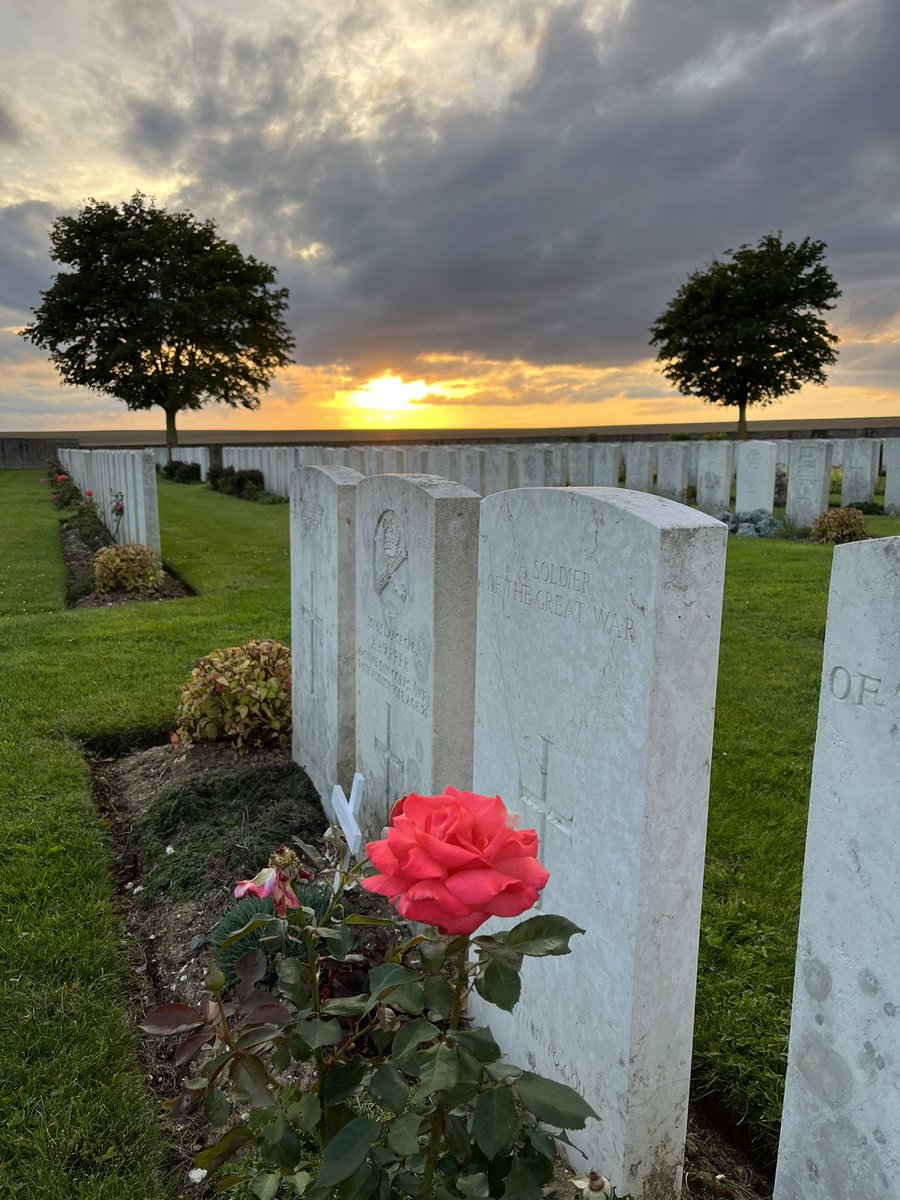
left=362, top=788, right=549, bottom=936
left=84, top=490, right=93, bottom=497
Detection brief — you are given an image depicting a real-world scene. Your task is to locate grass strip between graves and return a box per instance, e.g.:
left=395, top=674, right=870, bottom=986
left=2, top=467, right=899, bottom=1189
left=0, top=472, right=291, bottom=1198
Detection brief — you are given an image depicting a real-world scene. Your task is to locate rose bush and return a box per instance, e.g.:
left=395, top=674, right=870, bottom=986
left=362, top=788, right=550, bottom=934
left=142, top=792, right=627, bottom=1197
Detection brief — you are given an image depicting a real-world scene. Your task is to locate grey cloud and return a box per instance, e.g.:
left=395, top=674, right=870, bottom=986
left=0, top=90, right=21, bottom=143
left=83, top=0, right=900, bottom=384
left=0, top=201, right=58, bottom=315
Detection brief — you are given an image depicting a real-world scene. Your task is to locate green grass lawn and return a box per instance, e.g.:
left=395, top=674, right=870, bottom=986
left=0, top=473, right=291, bottom=1197
left=1, top=468, right=896, bottom=1189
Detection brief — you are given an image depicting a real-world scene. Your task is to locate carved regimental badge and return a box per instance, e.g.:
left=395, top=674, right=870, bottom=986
left=374, top=509, right=409, bottom=620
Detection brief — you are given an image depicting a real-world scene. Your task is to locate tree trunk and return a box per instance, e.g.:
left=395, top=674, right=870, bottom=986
left=164, top=407, right=179, bottom=462
left=737, top=399, right=748, bottom=440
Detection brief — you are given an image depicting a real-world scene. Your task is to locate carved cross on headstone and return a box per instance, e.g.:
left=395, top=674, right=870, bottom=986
left=519, top=735, right=573, bottom=909
left=374, top=701, right=405, bottom=825
left=300, top=572, right=323, bottom=694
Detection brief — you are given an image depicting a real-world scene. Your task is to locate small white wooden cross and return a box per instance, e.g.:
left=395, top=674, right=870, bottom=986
left=329, top=772, right=365, bottom=885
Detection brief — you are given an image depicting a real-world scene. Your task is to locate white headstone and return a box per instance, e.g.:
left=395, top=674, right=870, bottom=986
left=470, top=486, right=727, bottom=1198
left=840, top=439, right=880, bottom=507
left=541, top=445, right=564, bottom=486
left=735, top=441, right=777, bottom=514
left=882, top=440, right=900, bottom=515
left=457, top=446, right=485, bottom=495
left=483, top=447, right=513, bottom=495
left=291, top=465, right=362, bottom=804
left=424, top=445, right=459, bottom=482
left=696, top=441, right=734, bottom=514
left=513, top=445, right=543, bottom=488
left=565, top=443, right=592, bottom=486
left=624, top=442, right=655, bottom=492
left=591, top=443, right=622, bottom=487
left=786, top=442, right=833, bottom=529
left=685, top=441, right=699, bottom=489
left=774, top=536, right=900, bottom=1200
left=654, top=443, right=688, bottom=501
left=355, top=474, right=480, bottom=840
left=399, top=447, right=424, bottom=473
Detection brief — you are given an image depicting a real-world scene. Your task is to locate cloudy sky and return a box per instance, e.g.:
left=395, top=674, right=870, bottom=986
left=1, top=0, right=897, bottom=434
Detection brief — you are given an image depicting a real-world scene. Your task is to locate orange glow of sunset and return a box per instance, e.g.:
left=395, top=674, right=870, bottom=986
left=338, top=372, right=443, bottom=423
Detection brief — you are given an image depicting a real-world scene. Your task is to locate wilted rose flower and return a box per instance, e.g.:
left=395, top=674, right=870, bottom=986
left=234, top=848, right=312, bottom=917
left=362, top=788, right=549, bottom=936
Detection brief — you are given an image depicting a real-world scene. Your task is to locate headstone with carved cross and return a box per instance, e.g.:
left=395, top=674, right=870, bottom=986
left=290, top=464, right=362, bottom=808
left=470, top=485, right=727, bottom=1200
left=354, top=473, right=480, bottom=842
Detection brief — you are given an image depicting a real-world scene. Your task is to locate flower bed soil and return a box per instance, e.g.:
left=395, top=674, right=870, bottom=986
left=59, top=518, right=192, bottom=607
left=92, top=742, right=772, bottom=1200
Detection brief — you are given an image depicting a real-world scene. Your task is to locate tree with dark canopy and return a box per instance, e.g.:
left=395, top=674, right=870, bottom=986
left=22, top=193, right=295, bottom=449
left=649, top=233, right=841, bottom=438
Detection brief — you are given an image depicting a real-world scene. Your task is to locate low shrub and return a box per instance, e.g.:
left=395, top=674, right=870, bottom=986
left=809, top=506, right=869, bottom=545
left=93, top=543, right=165, bottom=593
left=174, top=638, right=292, bottom=752
left=160, top=459, right=202, bottom=483
left=209, top=885, right=330, bottom=987
left=207, top=465, right=266, bottom=500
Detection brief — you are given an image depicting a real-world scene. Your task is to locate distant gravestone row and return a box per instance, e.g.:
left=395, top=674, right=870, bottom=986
left=58, top=448, right=160, bottom=555
left=215, top=434, right=899, bottom=527
left=290, top=462, right=900, bottom=1197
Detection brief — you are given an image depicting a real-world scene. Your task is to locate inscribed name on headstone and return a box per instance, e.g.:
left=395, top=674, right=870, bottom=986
left=735, top=440, right=777, bottom=514
left=773, top=537, right=900, bottom=1200
left=291, top=465, right=362, bottom=806
left=840, top=438, right=880, bottom=507
left=470, top=486, right=727, bottom=1199
left=696, top=441, right=733, bottom=513
left=355, top=474, right=480, bottom=840
left=786, top=441, right=832, bottom=529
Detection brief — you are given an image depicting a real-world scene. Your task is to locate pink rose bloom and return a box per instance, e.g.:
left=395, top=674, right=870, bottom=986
left=84, top=490, right=93, bottom=497
left=362, top=788, right=549, bottom=936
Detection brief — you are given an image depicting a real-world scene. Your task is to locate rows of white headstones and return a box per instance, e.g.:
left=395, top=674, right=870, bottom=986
left=217, top=436, right=899, bottom=527
left=290, top=465, right=898, bottom=1200
left=57, top=448, right=161, bottom=556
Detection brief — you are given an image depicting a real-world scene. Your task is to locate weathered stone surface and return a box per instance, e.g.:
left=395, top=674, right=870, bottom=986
left=483, top=446, right=513, bottom=494
left=883, top=439, right=900, bottom=514
left=291, top=466, right=362, bottom=804
left=774, top=537, right=900, bottom=1200
left=735, top=440, right=777, bottom=514
left=565, top=442, right=592, bottom=486
left=786, top=441, right=833, bottom=529
left=696, top=441, right=733, bottom=513
left=591, top=443, right=622, bottom=487
left=624, top=442, right=655, bottom=492
left=354, top=474, right=480, bottom=840
left=457, top=446, right=484, bottom=495
left=655, top=442, right=688, bottom=501
left=840, top=438, right=880, bottom=507
left=470, top=486, right=727, bottom=1199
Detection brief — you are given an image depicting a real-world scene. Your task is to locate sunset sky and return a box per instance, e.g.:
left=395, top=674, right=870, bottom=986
left=1, top=0, right=898, bottom=434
